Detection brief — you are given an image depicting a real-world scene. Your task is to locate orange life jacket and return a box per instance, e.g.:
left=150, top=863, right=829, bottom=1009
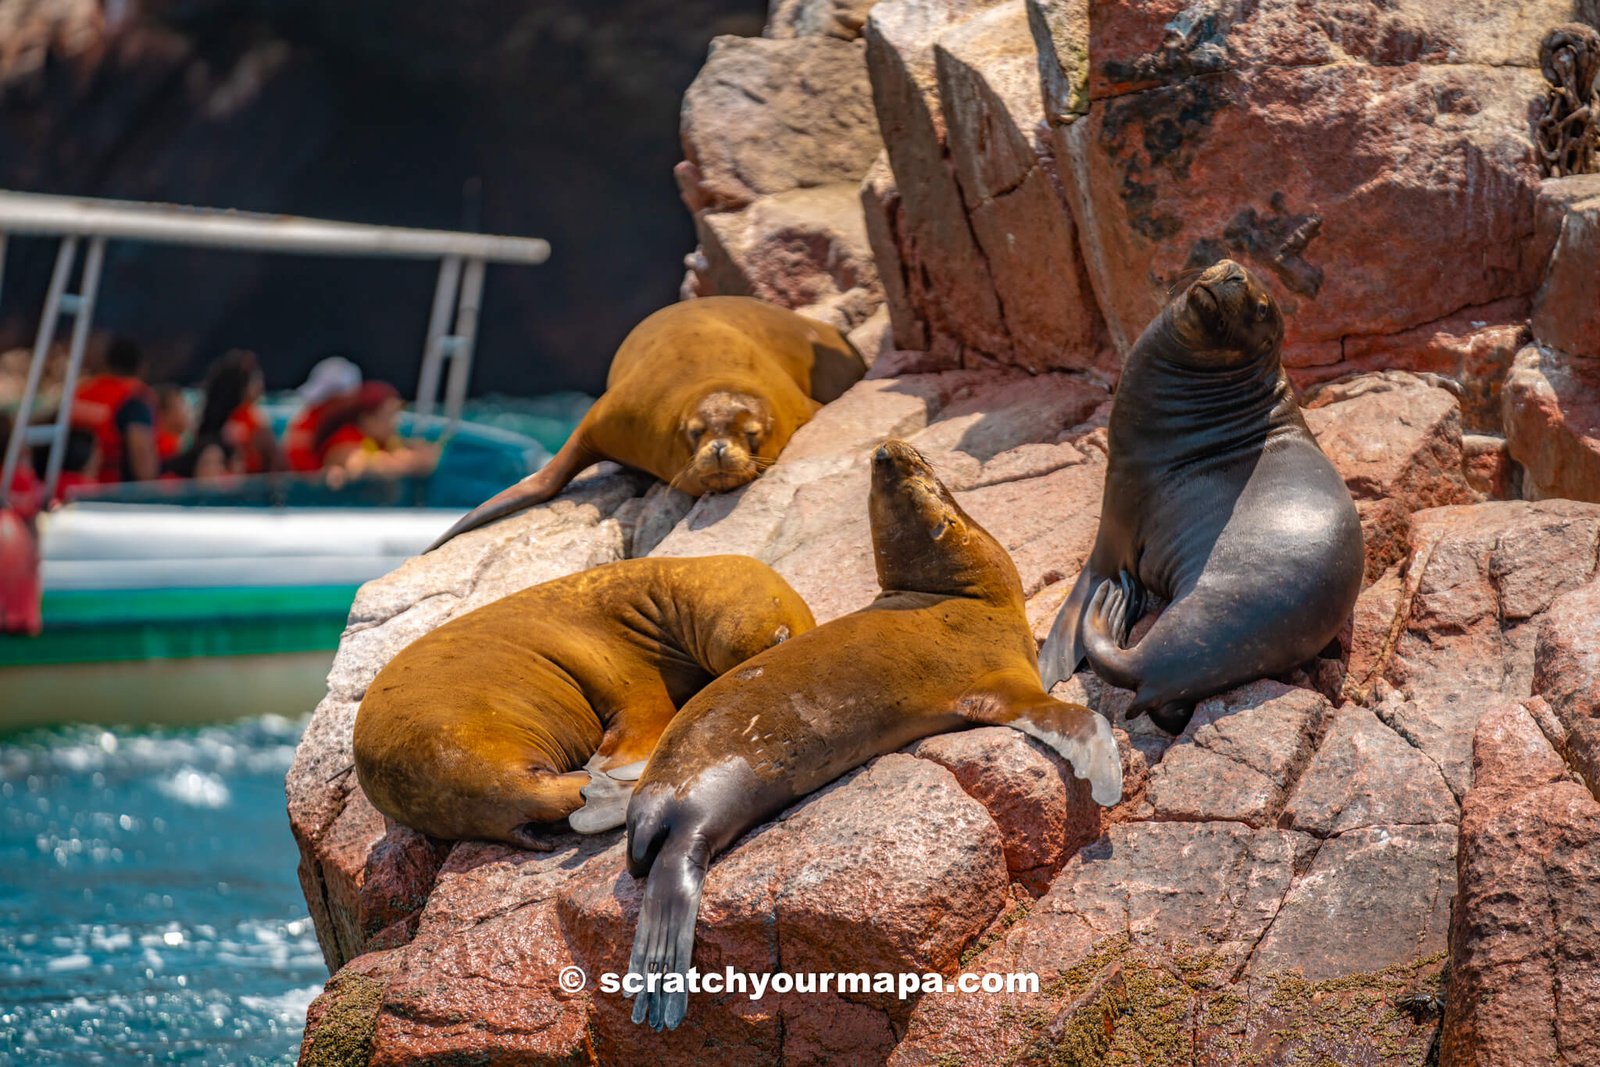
left=72, top=375, right=151, bottom=483
left=225, top=404, right=269, bottom=474
left=285, top=401, right=333, bottom=473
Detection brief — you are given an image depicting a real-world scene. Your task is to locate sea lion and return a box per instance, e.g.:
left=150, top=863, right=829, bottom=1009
left=1038, top=259, right=1363, bottom=735
left=622, top=440, right=1123, bottom=1031
left=425, top=297, right=865, bottom=552
left=352, top=555, right=815, bottom=847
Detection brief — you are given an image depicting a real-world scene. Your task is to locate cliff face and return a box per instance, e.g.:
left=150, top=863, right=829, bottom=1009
left=289, top=1, right=1600, bottom=1064
left=0, top=0, right=764, bottom=394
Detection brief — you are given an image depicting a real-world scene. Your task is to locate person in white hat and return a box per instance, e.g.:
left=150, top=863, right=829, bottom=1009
left=285, top=356, right=363, bottom=472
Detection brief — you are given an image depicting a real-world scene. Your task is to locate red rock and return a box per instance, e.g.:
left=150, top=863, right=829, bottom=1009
left=864, top=0, right=1012, bottom=363
left=1249, top=824, right=1456, bottom=982
left=1058, top=35, right=1545, bottom=359
left=688, top=182, right=884, bottom=331
left=362, top=840, right=610, bottom=1066
left=1441, top=700, right=1600, bottom=1067
left=1462, top=433, right=1517, bottom=500
left=1300, top=300, right=1530, bottom=428
left=1280, top=706, right=1458, bottom=836
left=1305, top=371, right=1475, bottom=580
left=909, top=726, right=1102, bottom=894
left=1387, top=501, right=1600, bottom=712
left=859, top=151, right=932, bottom=355
left=1026, top=0, right=1089, bottom=124
left=1343, top=564, right=1407, bottom=705
left=1534, top=579, right=1600, bottom=799
left=934, top=2, right=1108, bottom=374
left=1531, top=174, right=1600, bottom=361
left=1144, top=681, right=1330, bottom=828
left=678, top=34, right=882, bottom=212
left=1504, top=344, right=1600, bottom=503
left=559, top=755, right=1010, bottom=1065
left=764, top=0, right=876, bottom=40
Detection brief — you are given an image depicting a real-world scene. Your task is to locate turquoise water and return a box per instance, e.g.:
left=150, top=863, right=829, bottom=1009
left=0, top=716, right=324, bottom=1065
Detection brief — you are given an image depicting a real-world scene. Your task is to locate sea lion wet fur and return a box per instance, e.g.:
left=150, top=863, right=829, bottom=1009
left=352, top=555, right=814, bottom=847
left=426, top=296, right=865, bottom=552
left=1038, top=259, right=1363, bottom=735
left=621, top=440, right=1123, bottom=1031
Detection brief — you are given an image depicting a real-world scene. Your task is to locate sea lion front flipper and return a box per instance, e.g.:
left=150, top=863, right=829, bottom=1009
left=1081, top=580, right=1143, bottom=693
left=423, top=426, right=604, bottom=553
left=568, top=755, right=647, bottom=834
left=958, top=673, right=1124, bottom=807
left=1038, top=568, right=1096, bottom=689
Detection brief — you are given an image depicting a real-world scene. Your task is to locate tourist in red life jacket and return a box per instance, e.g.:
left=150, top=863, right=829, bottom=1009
left=313, top=381, right=439, bottom=485
left=153, top=385, right=191, bottom=466
left=215, top=349, right=284, bottom=474
left=71, top=336, right=159, bottom=483
left=285, top=356, right=361, bottom=473
left=0, top=414, right=43, bottom=635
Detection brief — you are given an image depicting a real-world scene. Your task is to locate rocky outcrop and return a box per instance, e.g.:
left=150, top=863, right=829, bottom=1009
left=289, top=0, right=1600, bottom=1062
left=677, top=28, right=888, bottom=332
left=291, top=364, right=1599, bottom=1063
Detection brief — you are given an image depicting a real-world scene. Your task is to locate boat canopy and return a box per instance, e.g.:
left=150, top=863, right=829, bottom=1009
left=0, top=189, right=551, bottom=506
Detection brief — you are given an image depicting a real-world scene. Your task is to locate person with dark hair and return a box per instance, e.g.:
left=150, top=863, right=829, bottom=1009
left=167, top=350, right=261, bottom=480
left=314, top=381, right=438, bottom=483
left=213, top=349, right=282, bottom=474
left=70, top=335, right=159, bottom=482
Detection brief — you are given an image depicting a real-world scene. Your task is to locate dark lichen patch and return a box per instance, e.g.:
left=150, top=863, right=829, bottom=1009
left=1098, top=78, right=1228, bottom=247
left=999, top=935, right=1445, bottom=1067
left=300, top=970, right=384, bottom=1067
left=1180, top=192, right=1326, bottom=299
left=1100, top=3, right=1243, bottom=90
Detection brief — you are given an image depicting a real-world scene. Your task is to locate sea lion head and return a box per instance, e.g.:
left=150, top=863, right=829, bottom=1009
left=869, top=439, right=1021, bottom=602
left=1168, top=259, right=1284, bottom=368
left=674, top=390, right=773, bottom=495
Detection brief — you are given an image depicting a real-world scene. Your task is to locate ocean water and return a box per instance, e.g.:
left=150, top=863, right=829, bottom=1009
left=0, top=715, right=324, bottom=1065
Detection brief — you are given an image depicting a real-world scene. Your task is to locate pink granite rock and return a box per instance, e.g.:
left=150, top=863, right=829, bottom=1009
left=1441, top=700, right=1600, bottom=1067
left=1504, top=344, right=1600, bottom=504
left=1534, top=579, right=1600, bottom=798
left=1531, top=174, right=1600, bottom=361
left=1305, top=371, right=1475, bottom=579
left=1056, top=0, right=1547, bottom=361
left=678, top=34, right=882, bottom=212
left=934, top=1, right=1108, bottom=374
left=687, top=182, right=884, bottom=331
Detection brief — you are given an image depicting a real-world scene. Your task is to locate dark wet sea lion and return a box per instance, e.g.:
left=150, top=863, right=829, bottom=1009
left=622, top=440, right=1123, bottom=1030
left=1038, top=259, right=1363, bottom=735
left=425, top=296, right=865, bottom=552
left=352, top=556, right=814, bottom=847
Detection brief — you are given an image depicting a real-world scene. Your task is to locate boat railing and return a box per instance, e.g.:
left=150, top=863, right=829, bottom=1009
left=0, top=189, right=550, bottom=508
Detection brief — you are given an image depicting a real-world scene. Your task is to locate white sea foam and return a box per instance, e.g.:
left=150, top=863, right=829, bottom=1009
left=157, top=767, right=231, bottom=808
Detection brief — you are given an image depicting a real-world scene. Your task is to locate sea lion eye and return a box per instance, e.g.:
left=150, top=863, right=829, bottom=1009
left=745, top=431, right=759, bottom=451
left=687, top=425, right=704, bottom=444
left=1254, top=298, right=1269, bottom=322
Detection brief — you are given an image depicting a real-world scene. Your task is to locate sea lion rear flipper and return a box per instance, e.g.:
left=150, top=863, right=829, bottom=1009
left=423, top=429, right=603, bottom=553
left=625, top=794, right=710, bottom=1031
left=568, top=755, right=647, bottom=834
left=959, top=673, right=1124, bottom=807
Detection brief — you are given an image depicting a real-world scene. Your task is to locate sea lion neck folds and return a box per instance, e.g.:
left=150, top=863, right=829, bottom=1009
left=1039, top=259, right=1363, bottom=735
left=622, top=440, right=1122, bottom=1031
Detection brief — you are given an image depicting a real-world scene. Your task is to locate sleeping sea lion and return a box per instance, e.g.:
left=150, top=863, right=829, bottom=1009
left=1038, top=259, right=1363, bottom=734
left=425, top=296, right=865, bottom=552
left=622, top=440, right=1123, bottom=1030
left=352, top=556, right=814, bottom=847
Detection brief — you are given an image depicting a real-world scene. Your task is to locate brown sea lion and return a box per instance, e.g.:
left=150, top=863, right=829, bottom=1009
left=352, top=555, right=815, bottom=847
left=1038, top=259, right=1364, bottom=735
left=425, top=297, right=865, bottom=552
left=622, top=440, right=1123, bottom=1030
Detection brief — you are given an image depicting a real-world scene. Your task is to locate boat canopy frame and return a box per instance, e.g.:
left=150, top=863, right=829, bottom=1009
left=0, top=189, right=550, bottom=507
